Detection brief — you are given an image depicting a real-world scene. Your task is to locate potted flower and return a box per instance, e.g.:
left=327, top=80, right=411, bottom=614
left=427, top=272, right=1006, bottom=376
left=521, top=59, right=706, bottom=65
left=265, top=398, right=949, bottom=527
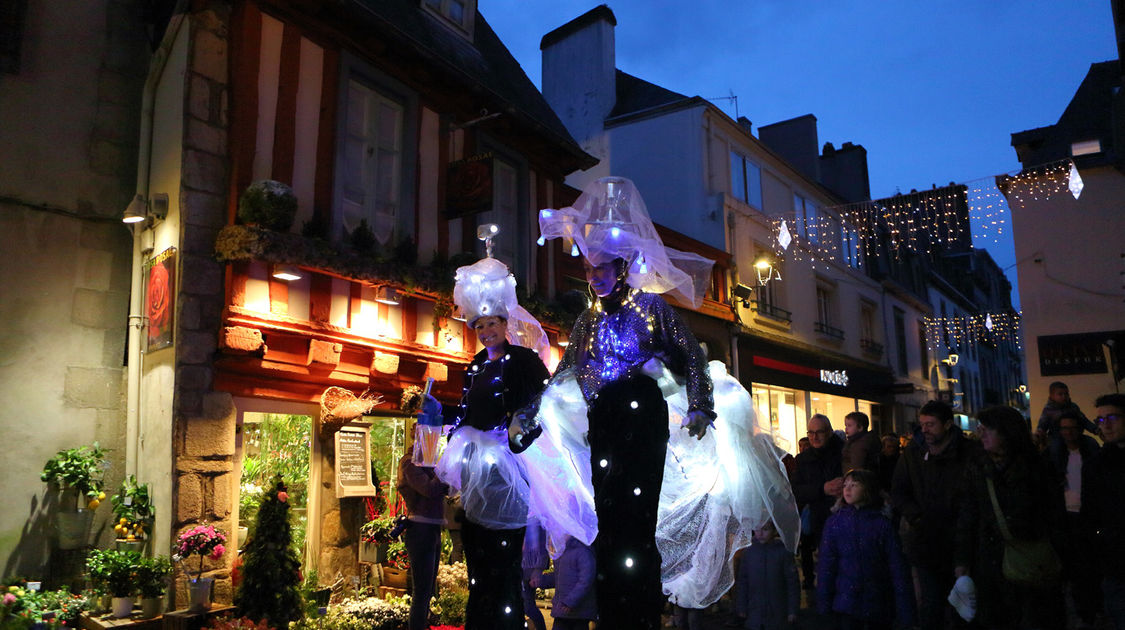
left=381, top=541, right=410, bottom=590
left=87, top=549, right=141, bottom=618
left=134, top=555, right=172, bottom=619
left=237, top=180, right=298, bottom=232
left=174, top=524, right=227, bottom=612
left=41, top=443, right=108, bottom=549
left=111, top=475, right=154, bottom=553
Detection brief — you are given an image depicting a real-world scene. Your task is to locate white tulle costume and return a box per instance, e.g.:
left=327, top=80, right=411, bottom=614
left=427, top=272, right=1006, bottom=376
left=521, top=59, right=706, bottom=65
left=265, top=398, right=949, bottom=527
left=519, top=177, right=801, bottom=609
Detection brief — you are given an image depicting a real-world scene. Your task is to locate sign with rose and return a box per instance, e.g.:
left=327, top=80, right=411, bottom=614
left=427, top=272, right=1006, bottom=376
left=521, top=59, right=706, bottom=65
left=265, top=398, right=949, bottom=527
left=145, top=247, right=176, bottom=351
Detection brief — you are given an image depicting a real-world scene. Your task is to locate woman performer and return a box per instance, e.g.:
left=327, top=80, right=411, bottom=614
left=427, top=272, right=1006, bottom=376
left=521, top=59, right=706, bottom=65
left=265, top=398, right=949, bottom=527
left=511, top=177, right=800, bottom=629
left=424, top=255, right=551, bottom=630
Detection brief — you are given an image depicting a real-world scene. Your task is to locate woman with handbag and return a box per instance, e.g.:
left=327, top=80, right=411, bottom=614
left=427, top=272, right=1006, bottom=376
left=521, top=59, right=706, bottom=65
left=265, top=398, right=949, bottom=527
left=954, top=406, right=1065, bottom=629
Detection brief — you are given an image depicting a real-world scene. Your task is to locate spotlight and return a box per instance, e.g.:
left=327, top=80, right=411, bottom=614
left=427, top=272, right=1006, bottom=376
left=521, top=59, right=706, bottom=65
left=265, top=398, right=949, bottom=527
left=272, top=264, right=302, bottom=282
left=375, top=286, right=400, bottom=306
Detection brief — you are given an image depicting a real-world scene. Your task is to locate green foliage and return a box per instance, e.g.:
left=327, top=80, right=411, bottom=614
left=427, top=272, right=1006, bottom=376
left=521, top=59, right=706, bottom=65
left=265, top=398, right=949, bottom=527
left=40, top=443, right=108, bottom=499
left=349, top=220, right=377, bottom=253
left=239, top=414, right=310, bottom=553
left=238, top=180, right=298, bottom=232
left=288, top=595, right=409, bottom=630
left=111, top=475, right=154, bottom=540
left=1, top=582, right=89, bottom=630
left=86, top=549, right=141, bottom=597
left=235, top=476, right=303, bottom=628
left=433, top=588, right=467, bottom=627
left=358, top=516, right=396, bottom=545
left=384, top=542, right=409, bottom=571
left=133, top=556, right=173, bottom=598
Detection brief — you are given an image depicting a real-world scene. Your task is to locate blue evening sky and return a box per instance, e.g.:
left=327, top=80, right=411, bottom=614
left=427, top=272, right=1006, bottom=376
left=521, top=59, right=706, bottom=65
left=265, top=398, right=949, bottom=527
left=480, top=1, right=1119, bottom=308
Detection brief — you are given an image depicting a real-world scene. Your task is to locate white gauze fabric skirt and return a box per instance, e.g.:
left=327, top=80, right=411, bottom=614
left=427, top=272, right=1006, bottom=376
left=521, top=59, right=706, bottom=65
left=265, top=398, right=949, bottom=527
left=522, top=359, right=801, bottom=609
left=434, top=426, right=530, bottom=530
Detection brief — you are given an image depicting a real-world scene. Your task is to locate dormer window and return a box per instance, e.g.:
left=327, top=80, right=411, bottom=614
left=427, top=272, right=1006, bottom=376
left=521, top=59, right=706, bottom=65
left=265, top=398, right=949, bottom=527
left=422, top=0, right=476, bottom=36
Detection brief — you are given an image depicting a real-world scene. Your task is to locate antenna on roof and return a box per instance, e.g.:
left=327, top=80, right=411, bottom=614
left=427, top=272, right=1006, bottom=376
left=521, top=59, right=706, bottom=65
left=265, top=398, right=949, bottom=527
left=706, top=90, right=739, bottom=119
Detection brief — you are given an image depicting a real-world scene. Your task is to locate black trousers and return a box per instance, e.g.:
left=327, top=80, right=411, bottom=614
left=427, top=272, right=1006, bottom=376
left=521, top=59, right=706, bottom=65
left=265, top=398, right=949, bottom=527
left=462, top=519, right=525, bottom=630
left=403, top=521, right=441, bottom=630
left=588, top=375, right=669, bottom=630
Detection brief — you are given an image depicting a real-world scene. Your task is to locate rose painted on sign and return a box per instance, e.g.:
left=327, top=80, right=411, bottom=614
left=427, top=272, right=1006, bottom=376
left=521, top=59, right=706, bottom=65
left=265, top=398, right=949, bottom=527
left=146, top=248, right=176, bottom=351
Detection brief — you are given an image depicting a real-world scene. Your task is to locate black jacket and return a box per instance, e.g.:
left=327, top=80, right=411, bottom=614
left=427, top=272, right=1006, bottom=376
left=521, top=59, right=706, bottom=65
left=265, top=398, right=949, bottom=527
left=890, top=427, right=982, bottom=569
left=1081, top=443, right=1125, bottom=577
left=441, top=341, right=550, bottom=432
left=792, top=433, right=844, bottom=538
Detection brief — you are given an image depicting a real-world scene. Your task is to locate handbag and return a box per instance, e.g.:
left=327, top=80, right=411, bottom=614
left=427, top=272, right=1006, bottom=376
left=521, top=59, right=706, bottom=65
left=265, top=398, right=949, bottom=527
left=985, top=477, right=1061, bottom=585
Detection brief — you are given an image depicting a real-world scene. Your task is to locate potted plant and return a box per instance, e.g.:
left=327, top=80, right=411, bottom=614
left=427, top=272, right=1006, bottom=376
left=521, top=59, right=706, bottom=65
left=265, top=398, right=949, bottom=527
left=134, top=555, right=172, bottom=619
left=111, top=475, right=154, bottom=553
left=41, top=443, right=108, bottom=549
left=237, top=180, right=298, bottom=232
left=87, top=549, right=140, bottom=618
left=174, top=524, right=227, bottom=613
left=381, top=541, right=410, bottom=590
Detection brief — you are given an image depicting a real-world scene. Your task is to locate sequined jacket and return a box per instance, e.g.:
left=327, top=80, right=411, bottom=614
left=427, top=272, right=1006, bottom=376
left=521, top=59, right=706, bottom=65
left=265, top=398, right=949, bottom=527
left=537, top=288, right=714, bottom=420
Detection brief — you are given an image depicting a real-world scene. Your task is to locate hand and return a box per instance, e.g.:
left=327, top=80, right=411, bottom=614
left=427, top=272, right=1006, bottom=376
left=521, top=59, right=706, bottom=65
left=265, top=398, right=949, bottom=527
left=824, top=477, right=844, bottom=497
left=682, top=410, right=714, bottom=440
left=508, top=409, right=541, bottom=453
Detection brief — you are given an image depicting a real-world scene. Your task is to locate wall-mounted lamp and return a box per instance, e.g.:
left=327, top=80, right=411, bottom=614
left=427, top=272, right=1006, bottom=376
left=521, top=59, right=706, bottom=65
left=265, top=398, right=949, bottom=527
left=375, top=286, right=400, bottom=306
left=272, top=264, right=302, bottom=282
left=941, top=353, right=959, bottom=367
left=451, top=305, right=467, bottom=322
left=122, top=193, right=169, bottom=225
left=754, top=256, right=780, bottom=285
left=557, top=331, right=570, bottom=347
left=732, top=283, right=755, bottom=308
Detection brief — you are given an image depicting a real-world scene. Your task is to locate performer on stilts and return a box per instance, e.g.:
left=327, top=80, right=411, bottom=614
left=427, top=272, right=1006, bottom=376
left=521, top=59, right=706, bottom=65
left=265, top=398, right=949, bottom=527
left=511, top=177, right=801, bottom=629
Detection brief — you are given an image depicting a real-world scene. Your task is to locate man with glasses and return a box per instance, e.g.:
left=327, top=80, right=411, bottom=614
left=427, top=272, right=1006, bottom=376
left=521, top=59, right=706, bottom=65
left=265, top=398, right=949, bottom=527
left=890, top=400, right=981, bottom=630
left=791, top=413, right=843, bottom=591
left=1082, top=394, right=1125, bottom=629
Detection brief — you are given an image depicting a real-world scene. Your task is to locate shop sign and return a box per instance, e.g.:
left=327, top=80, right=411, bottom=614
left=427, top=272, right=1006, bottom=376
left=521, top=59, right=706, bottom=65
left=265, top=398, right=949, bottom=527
left=445, top=152, right=494, bottom=219
left=820, top=369, right=849, bottom=387
left=1037, top=331, right=1123, bottom=376
left=335, top=425, right=377, bottom=498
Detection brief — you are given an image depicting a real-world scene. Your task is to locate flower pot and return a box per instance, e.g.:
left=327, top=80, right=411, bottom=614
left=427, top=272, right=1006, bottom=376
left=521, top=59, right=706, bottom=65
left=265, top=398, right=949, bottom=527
left=187, top=577, right=213, bottom=613
left=111, top=596, right=135, bottom=618
left=381, top=566, right=408, bottom=589
left=116, top=539, right=147, bottom=555
left=237, top=526, right=249, bottom=548
left=139, top=596, right=163, bottom=619
left=96, top=593, right=113, bottom=613
left=56, top=509, right=93, bottom=549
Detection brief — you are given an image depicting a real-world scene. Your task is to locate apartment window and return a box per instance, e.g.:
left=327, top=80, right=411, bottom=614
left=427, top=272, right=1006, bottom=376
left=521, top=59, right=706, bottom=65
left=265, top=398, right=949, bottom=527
left=917, top=319, right=929, bottom=378
left=893, top=307, right=908, bottom=375
left=475, top=157, right=520, bottom=270
left=794, top=195, right=819, bottom=245
left=860, top=301, right=880, bottom=354
left=339, top=79, right=404, bottom=243
left=841, top=224, right=860, bottom=268
left=423, top=0, right=476, bottom=34
left=730, top=151, right=762, bottom=209
left=815, top=284, right=843, bottom=339
left=0, top=0, right=27, bottom=73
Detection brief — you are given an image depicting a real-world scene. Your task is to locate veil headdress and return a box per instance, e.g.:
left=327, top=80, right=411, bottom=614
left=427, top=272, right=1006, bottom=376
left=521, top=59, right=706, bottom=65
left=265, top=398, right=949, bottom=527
left=453, top=256, right=550, bottom=364
left=537, top=177, right=715, bottom=308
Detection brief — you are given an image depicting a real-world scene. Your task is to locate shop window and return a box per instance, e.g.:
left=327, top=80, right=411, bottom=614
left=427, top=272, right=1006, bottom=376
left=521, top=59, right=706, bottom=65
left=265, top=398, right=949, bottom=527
left=239, top=413, right=313, bottom=557
left=752, top=385, right=803, bottom=454
left=365, top=414, right=409, bottom=510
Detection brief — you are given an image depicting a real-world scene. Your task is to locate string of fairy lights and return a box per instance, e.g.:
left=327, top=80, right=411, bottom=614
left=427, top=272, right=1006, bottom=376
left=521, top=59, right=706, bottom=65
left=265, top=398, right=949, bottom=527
left=768, top=158, right=1082, bottom=264
left=923, top=311, right=1023, bottom=352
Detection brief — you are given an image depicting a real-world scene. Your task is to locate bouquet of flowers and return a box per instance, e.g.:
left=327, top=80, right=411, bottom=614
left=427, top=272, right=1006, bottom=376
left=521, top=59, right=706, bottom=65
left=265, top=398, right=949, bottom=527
left=174, top=524, right=227, bottom=582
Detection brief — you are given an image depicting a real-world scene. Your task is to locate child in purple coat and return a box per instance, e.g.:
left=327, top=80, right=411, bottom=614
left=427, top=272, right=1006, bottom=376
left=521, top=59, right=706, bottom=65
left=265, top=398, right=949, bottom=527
left=533, top=535, right=596, bottom=630
left=817, top=469, right=914, bottom=630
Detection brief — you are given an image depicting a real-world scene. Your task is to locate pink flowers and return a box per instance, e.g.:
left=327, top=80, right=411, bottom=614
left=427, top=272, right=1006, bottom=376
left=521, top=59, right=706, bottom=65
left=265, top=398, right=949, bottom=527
left=3, top=593, right=16, bottom=605
left=211, top=544, right=226, bottom=559
left=277, top=491, right=289, bottom=503
left=177, top=524, right=227, bottom=560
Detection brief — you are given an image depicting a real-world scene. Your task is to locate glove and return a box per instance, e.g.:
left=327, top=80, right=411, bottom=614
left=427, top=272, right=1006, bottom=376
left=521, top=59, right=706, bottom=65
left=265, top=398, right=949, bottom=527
left=422, top=394, right=442, bottom=417
left=682, top=410, right=715, bottom=440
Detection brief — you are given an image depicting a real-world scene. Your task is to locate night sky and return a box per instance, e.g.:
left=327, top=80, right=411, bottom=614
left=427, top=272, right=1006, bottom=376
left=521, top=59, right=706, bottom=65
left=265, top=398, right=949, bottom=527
left=481, top=0, right=1119, bottom=306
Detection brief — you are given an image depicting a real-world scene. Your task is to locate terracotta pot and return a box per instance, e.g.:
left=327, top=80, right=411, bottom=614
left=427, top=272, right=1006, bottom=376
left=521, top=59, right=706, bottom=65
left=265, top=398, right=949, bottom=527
left=381, top=566, right=408, bottom=589
left=111, top=596, right=134, bottom=618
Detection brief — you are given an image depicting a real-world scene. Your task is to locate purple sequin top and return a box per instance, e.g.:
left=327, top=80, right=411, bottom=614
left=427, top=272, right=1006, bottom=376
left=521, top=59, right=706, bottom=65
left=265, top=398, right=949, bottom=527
left=549, top=286, right=715, bottom=419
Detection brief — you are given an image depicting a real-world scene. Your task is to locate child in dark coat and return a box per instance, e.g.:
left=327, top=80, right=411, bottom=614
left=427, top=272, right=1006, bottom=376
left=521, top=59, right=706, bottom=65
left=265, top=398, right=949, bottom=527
left=533, top=535, right=596, bottom=630
left=817, top=469, right=914, bottom=630
left=734, top=520, right=799, bottom=630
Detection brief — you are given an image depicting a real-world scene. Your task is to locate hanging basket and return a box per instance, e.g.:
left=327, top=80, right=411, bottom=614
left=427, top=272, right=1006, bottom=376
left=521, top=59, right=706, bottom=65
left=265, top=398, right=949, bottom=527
left=319, top=387, right=382, bottom=437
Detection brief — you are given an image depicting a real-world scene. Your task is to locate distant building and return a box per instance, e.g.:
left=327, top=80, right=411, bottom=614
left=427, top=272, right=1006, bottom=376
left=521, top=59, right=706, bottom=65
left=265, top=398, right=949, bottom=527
left=1004, top=54, right=1125, bottom=412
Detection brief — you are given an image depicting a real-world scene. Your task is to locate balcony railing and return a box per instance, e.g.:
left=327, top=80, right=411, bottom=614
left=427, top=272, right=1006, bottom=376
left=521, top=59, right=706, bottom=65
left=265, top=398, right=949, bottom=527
left=860, top=338, right=884, bottom=355
left=751, top=300, right=792, bottom=324
left=814, top=321, right=845, bottom=340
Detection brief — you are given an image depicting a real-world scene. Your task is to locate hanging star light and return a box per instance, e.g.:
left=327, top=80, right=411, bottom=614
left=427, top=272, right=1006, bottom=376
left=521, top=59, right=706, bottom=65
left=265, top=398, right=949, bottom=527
left=1068, top=162, right=1084, bottom=199
left=985, top=313, right=993, bottom=331
left=777, top=220, right=792, bottom=250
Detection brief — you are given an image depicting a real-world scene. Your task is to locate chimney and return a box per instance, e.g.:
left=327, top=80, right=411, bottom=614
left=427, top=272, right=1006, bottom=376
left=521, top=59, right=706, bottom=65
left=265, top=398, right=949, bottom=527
left=819, top=141, right=871, bottom=203
left=540, top=5, right=617, bottom=160
left=737, top=116, right=753, bottom=135
left=758, top=114, right=821, bottom=183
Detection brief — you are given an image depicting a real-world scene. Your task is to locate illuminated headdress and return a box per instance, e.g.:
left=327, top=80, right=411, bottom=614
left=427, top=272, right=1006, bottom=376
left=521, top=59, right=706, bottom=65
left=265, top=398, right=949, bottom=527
left=537, top=176, right=715, bottom=308
left=453, top=256, right=550, bottom=363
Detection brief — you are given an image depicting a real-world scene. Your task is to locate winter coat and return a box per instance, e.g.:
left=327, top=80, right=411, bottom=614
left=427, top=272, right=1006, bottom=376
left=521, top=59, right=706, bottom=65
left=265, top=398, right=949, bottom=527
left=792, top=433, right=844, bottom=539
left=890, top=427, right=981, bottom=569
left=735, top=539, right=799, bottom=630
left=1037, top=400, right=1096, bottom=438
left=539, top=538, right=597, bottom=620
left=955, top=451, right=1065, bottom=626
left=816, top=505, right=914, bottom=625
left=841, top=430, right=881, bottom=476
left=398, top=454, right=449, bottom=523
left=1081, top=443, right=1125, bottom=578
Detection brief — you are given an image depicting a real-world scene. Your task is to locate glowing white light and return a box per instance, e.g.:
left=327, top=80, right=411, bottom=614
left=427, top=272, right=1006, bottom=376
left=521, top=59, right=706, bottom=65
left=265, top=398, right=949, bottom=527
left=484, top=454, right=497, bottom=466
left=629, top=401, right=639, bottom=410
left=625, top=557, right=634, bottom=568
left=778, top=220, right=792, bottom=250
left=985, top=314, right=993, bottom=331
left=501, top=540, right=508, bottom=547
left=1069, top=162, right=1084, bottom=199
left=471, top=578, right=476, bottom=585
left=504, top=606, right=512, bottom=614
left=610, top=227, right=621, bottom=238
left=599, top=459, right=608, bottom=468
left=571, top=243, right=580, bottom=257
left=537, top=236, right=546, bottom=246
left=633, top=487, right=641, bottom=496
left=540, top=209, right=553, bottom=218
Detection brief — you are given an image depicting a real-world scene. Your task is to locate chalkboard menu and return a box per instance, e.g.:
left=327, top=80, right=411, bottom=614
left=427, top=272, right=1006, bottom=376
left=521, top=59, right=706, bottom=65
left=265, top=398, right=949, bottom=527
left=334, top=426, right=377, bottom=498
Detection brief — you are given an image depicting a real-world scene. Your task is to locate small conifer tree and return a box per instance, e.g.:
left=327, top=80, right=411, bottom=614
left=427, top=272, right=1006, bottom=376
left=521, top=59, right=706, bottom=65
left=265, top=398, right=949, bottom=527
left=235, top=476, right=303, bottom=627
